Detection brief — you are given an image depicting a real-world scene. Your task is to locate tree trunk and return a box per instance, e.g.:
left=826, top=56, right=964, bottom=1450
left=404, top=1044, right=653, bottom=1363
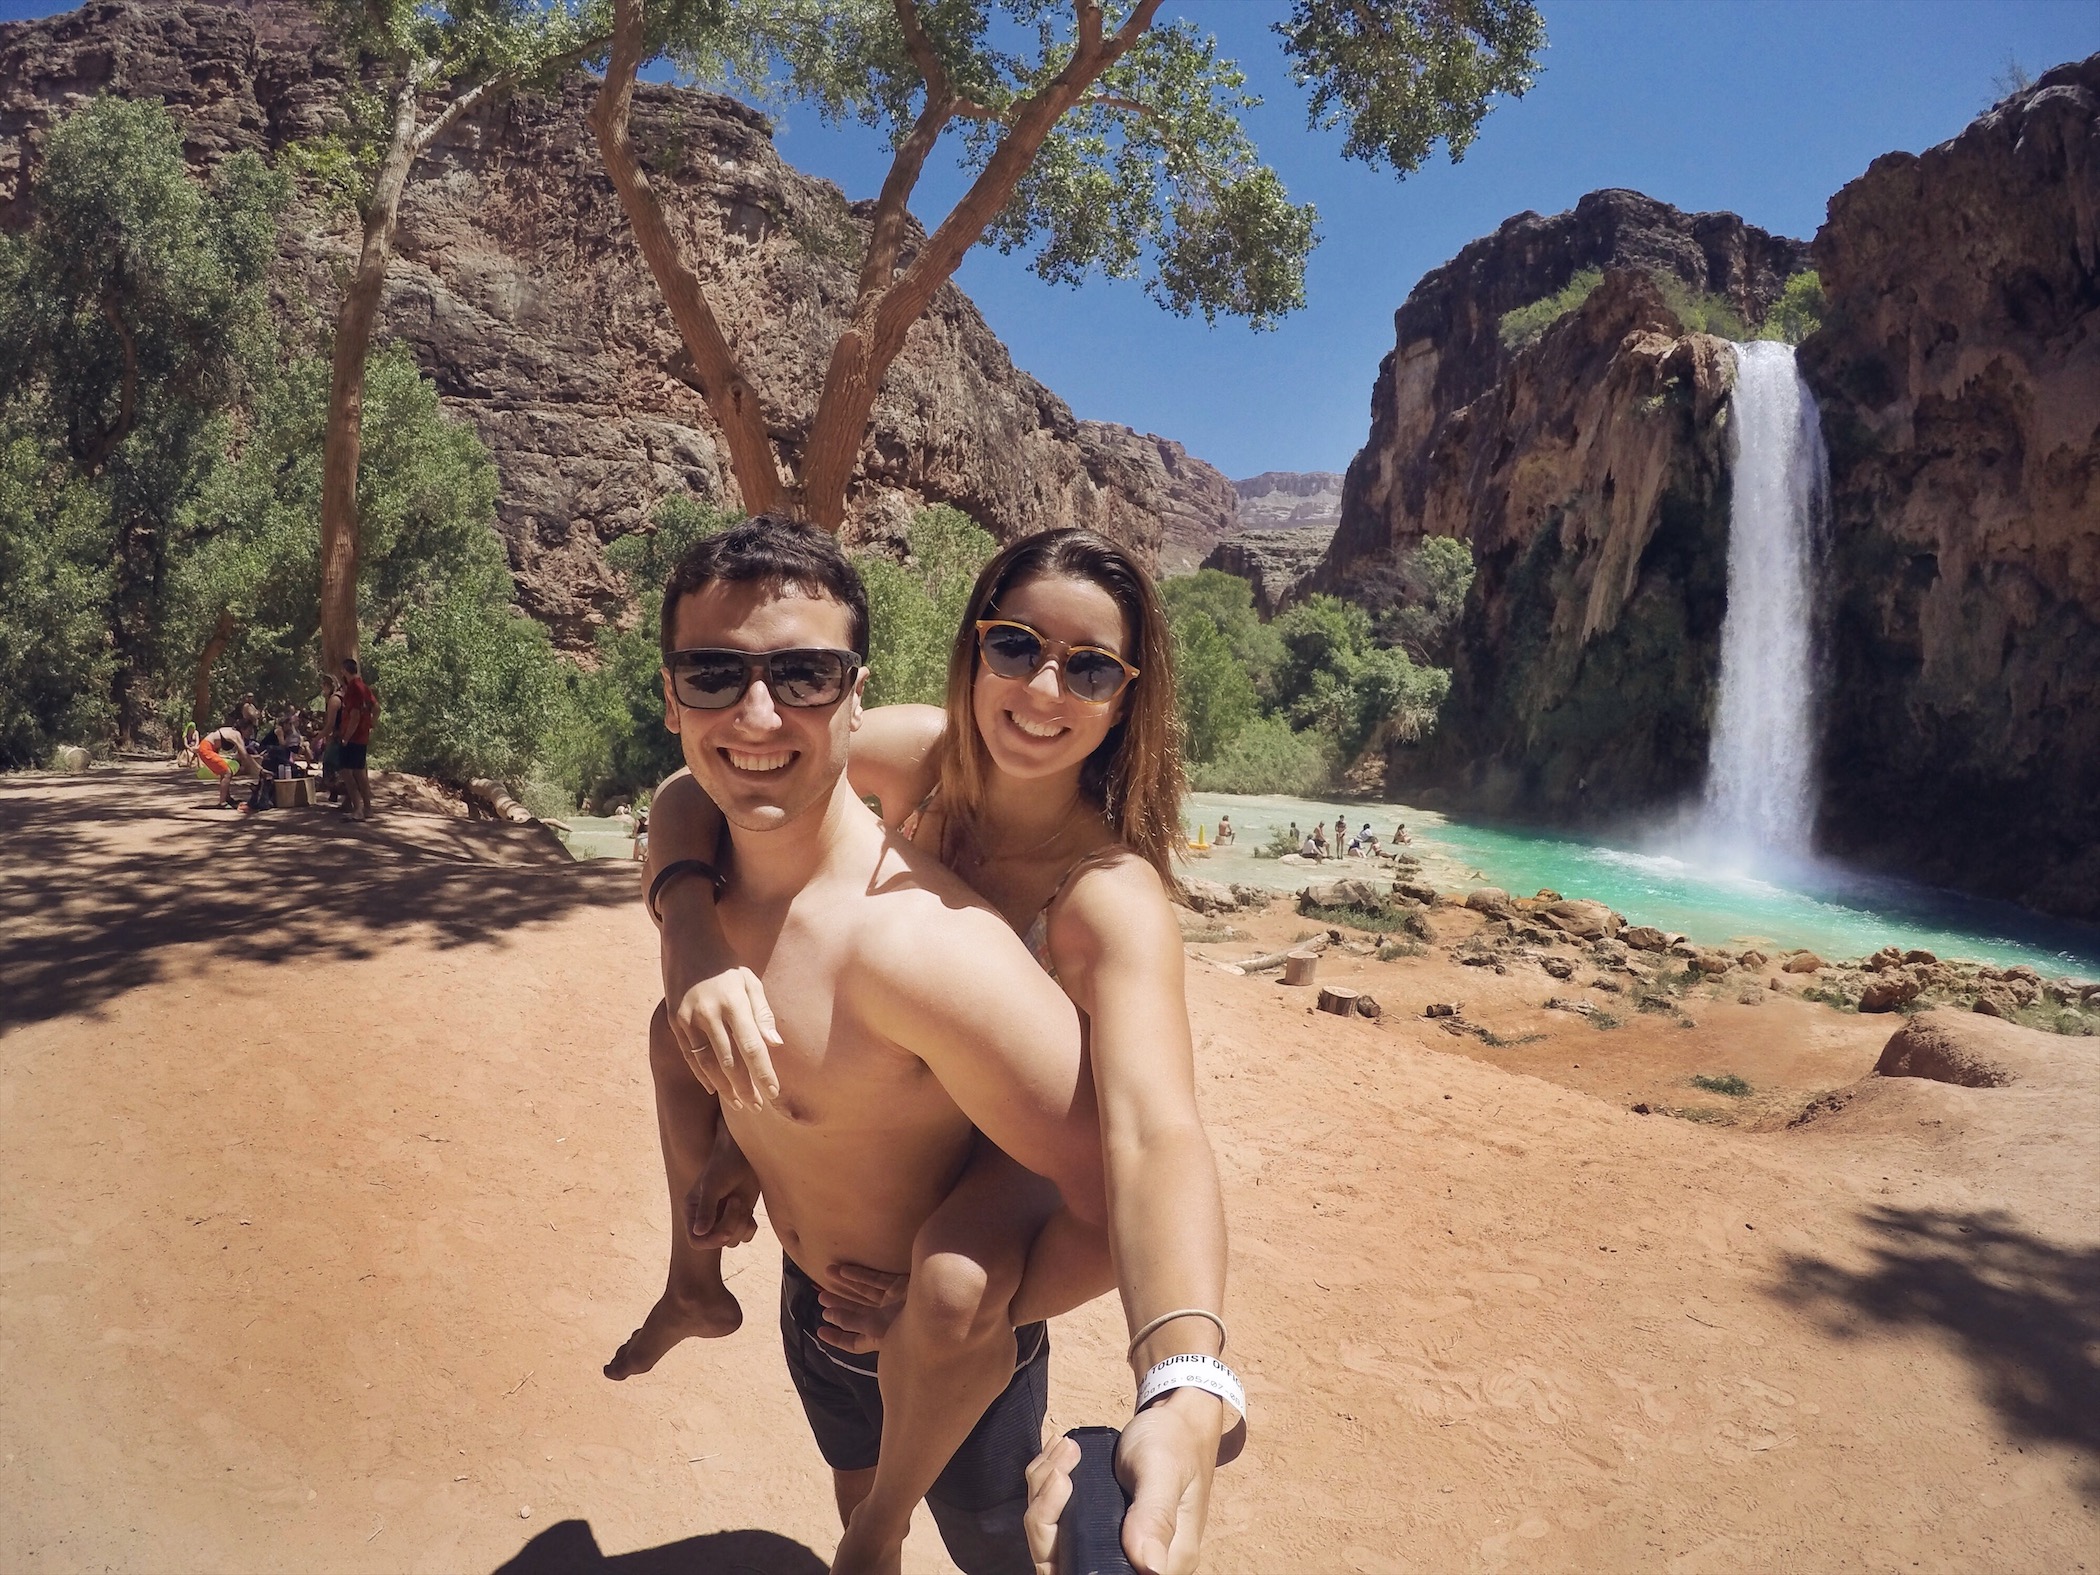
left=795, top=6, right=1155, bottom=530
left=589, top=0, right=786, bottom=519
left=190, top=608, right=236, bottom=729
left=318, top=76, right=421, bottom=678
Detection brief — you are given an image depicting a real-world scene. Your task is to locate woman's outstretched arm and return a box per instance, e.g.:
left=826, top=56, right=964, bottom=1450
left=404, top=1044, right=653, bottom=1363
left=1046, top=856, right=1231, bottom=1575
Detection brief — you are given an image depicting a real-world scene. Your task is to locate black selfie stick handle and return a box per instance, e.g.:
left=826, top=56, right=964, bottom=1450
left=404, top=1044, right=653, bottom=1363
left=1055, top=1425, right=1135, bottom=1575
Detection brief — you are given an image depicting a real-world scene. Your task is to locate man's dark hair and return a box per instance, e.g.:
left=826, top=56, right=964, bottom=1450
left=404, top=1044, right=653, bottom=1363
left=659, top=513, right=870, bottom=660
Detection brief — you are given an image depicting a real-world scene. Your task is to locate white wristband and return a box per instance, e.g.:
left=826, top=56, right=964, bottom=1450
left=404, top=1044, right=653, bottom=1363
left=1137, top=1353, right=1247, bottom=1430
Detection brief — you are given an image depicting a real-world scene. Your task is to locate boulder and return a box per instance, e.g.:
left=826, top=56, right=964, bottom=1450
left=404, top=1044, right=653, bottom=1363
left=1621, top=925, right=1670, bottom=952
left=1971, top=995, right=2007, bottom=1019
left=1181, top=877, right=1240, bottom=916
left=1393, top=881, right=1440, bottom=905
left=1464, top=888, right=1514, bottom=919
left=1739, top=950, right=1769, bottom=969
left=1227, top=884, right=1273, bottom=911
left=54, top=745, right=90, bottom=773
left=1539, top=899, right=1619, bottom=940
left=1541, top=956, right=1575, bottom=980
left=1692, top=951, right=1734, bottom=976
left=1304, top=879, right=1386, bottom=911
left=1864, top=947, right=1904, bottom=973
left=1903, top=949, right=1938, bottom=966
left=1871, top=1009, right=2073, bottom=1088
left=1859, top=976, right=1923, bottom=1013
left=1784, top=952, right=1823, bottom=974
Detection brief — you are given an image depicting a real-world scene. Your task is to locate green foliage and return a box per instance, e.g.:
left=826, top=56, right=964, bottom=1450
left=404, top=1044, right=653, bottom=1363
left=1272, top=593, right=1446, bottom=757
left=1690, top=1072, right=1752, bottom=1097
left=0, top=97, right=286, bottom=737
left=1754, top=270, right=1823, bottom=346
left=1277, top=0, right=1546, bottom=171
left=162, top=345, right=572, bottom=786
left=1651, top=271, right=1747, bottom=341
left=1497, top=267, right=1601, bottom=349
left=1188, top=712, right=1335, bottom=795
left=855, top=505, right=996, bottom=707
left=667, top=2, right=1546, bottom=331
left=1380, top=534, right=1475, bottom=661
left=168, top=347, right=507, bottom=717
left=0, top=431, right=114, bottom=764
left=1168, top=603, right=1260, bottom=766
left=376, top=592, right=569, bottom=784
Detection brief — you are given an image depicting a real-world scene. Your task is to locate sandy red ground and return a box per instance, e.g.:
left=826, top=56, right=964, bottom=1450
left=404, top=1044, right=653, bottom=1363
left=3, top=766, right=2095, bottom=1572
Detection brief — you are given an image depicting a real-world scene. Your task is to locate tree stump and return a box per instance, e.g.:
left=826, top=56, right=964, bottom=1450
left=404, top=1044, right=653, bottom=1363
left=1282, top=951, right=1320, bottom=987
left=1317, top=986, right=1358, bottom=1016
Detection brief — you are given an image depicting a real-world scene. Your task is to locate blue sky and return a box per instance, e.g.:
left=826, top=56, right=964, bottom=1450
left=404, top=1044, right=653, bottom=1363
left=5, top=0, right=2093, bottom=477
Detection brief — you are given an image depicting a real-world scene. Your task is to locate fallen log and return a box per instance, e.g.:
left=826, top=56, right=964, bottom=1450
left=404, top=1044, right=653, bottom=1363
left=1236, top=934, right=1332, bottom=973
left=467, top=778, right=535, bottom=825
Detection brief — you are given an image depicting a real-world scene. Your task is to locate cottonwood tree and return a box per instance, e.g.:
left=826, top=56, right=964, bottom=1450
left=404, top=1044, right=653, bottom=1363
left=0, top=97, right=284, bottom=742
left=308, top=0, right=611, bottom=676
left=590, top=0, right=1545, bottom=533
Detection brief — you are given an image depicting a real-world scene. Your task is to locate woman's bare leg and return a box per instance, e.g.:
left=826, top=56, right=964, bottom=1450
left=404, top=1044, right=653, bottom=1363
left=827, top=1142, right=1057, bottom=1575
left=604, top=1001, right=744, bottom=1379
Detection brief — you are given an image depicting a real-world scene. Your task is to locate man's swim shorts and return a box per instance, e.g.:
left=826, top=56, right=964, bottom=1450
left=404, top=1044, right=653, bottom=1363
left=197, top=739, right=230, bottom=779
left=778, top=1253, right=1046, bottom=1575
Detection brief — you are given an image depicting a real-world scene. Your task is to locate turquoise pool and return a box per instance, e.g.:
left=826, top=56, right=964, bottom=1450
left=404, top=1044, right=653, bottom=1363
left=1185, top=792, right=2100, bottom=981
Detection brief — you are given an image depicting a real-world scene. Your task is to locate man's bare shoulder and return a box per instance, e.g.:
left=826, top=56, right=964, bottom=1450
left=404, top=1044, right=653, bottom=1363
left=842, top=833, right=1060, bottom=999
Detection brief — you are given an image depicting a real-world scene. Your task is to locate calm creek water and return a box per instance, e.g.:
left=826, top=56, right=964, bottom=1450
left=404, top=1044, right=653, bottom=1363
left=1186, top=791, right=2100, bottom=980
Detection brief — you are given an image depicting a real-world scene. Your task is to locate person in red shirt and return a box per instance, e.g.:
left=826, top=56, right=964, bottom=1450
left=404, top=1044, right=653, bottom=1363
left=335, top=656, right=379, bottom=821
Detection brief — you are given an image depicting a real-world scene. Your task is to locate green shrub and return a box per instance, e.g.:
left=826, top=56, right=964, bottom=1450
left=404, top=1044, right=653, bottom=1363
left=1190, top=712, right=1336, bottom=794
left=856, top=505, right=995, bottom=708
left=0, top=431, right=114, bottom=764
left=1498, top=267, right=1603, bottom=348
left=1652, top=271, right=1748, bottom=340
left=1755, top=270, right=1824, bottom=346
left=1691, top=1072, right=1752, bottom=1097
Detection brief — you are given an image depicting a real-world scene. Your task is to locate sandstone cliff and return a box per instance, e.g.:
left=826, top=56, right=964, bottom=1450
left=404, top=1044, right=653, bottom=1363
left=1198, top=526, right=1336, bottom=617
left=1799, top=54, right=2100, bottom=919
left=1380, top=272, right=1739, bottom=815
left=0, top=0, right=1201, bottom=643
left=1074, top=420, right=1240, bottom=573
left=1326, top=188, right=1809, bottom=607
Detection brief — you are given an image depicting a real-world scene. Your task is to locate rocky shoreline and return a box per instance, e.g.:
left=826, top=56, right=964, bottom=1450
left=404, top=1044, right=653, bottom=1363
left=1177, top=871, right=2100, bottom=1038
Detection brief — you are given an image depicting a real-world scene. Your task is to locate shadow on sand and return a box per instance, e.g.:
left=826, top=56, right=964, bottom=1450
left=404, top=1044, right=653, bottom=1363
left=0, top=767, right=634, bottom=1031
left=494, top=1519, right=824, bottom=1574
left=1770, top=1205, right=2100, bottom=1491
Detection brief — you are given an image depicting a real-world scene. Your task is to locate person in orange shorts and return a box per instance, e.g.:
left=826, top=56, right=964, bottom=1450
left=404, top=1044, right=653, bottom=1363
left=196, top=723, right=256, bottom=808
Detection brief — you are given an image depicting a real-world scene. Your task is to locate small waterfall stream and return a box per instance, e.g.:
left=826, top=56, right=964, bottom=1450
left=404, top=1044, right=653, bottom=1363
left=1701, top=340, right=1830, bottom=861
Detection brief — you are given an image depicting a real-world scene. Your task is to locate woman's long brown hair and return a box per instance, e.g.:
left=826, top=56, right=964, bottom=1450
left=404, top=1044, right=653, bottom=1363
left=930, top=528, right=1185, bottom=886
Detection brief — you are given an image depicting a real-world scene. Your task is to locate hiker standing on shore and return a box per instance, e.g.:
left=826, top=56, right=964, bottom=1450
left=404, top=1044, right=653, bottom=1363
left=335, top=658, right=378, bottom=822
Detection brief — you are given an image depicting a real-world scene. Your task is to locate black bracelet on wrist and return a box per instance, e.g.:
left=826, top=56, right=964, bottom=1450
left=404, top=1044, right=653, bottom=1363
left=648, top=857, right=727, bottom=923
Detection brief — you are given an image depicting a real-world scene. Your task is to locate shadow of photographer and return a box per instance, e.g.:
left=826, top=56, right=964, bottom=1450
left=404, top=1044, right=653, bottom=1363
left=493, top=1519, right=825, bottom=1574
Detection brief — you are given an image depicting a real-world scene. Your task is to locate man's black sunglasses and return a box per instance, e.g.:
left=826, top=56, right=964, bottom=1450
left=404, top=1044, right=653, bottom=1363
left=666, top=648, right=863, bottom=710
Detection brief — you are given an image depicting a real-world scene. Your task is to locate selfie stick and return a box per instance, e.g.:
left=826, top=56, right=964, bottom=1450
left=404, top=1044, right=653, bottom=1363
left=1055, top=1426, right=1135, bottom=1575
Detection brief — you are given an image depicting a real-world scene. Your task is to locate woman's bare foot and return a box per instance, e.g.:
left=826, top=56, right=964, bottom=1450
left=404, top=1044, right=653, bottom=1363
left=603, top=1279, right=742, bottom=1379
left=830, top=1503, right=908, bottom=1575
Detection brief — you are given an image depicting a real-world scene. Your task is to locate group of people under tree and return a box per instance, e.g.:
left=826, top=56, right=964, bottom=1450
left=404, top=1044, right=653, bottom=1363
left=181, top=657, right=378, bottom=821
left=610, top=519, right=1240, bottom=1575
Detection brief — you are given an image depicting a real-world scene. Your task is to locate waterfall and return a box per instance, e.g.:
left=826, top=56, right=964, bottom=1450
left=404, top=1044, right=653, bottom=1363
left=1701, top=340, right=1829, bottom=861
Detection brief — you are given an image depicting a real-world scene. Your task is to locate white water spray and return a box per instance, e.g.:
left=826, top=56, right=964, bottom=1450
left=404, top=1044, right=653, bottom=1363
left=1701, top=340, right=1830, bottom=861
